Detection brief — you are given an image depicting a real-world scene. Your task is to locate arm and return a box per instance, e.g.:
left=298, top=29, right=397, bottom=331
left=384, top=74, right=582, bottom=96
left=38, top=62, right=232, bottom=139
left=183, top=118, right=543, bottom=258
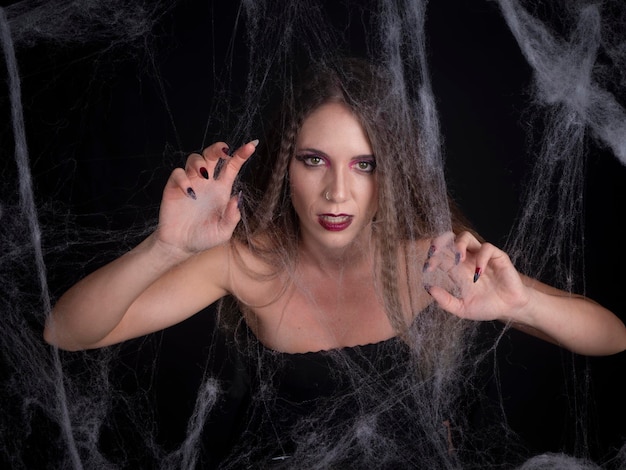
left=423, top=231, right=626, bottom=356
left=44, top=141, right=257, bottom=351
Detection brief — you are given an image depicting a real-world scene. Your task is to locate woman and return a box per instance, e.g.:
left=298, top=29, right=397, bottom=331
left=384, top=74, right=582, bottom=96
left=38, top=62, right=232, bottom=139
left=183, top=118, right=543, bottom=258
left=44, top=58, right=626, bottom=466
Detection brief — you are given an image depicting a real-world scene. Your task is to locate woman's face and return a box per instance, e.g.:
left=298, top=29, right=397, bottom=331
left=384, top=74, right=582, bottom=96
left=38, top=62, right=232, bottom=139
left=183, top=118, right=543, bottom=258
left=289, top=101, right=378, bottom=253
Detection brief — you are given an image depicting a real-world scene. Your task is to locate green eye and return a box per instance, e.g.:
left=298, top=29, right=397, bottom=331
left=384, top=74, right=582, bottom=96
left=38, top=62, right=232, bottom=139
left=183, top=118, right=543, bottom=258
left=353, top=160, right=376, bottom=173
left=295, top=154, right=327, bottom=167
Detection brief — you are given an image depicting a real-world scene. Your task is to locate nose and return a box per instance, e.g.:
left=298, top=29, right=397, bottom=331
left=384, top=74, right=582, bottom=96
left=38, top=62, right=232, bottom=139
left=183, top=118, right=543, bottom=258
left=324, top=166, right=349, bottom=203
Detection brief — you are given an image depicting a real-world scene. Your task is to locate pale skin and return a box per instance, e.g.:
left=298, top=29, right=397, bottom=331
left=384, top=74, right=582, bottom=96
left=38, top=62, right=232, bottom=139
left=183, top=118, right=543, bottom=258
left=45, top=102, right=626, bottom=356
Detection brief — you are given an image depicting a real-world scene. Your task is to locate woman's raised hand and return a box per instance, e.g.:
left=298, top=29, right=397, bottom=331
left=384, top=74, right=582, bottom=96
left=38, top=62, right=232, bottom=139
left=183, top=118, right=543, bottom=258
left=422, top=231, right=530, bottom=323
left=156, top=140, right=257, bottom=254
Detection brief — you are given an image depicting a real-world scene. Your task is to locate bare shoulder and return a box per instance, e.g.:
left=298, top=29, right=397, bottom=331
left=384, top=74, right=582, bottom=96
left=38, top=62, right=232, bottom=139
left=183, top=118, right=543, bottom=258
left=223, top=239, right=290, bottom=308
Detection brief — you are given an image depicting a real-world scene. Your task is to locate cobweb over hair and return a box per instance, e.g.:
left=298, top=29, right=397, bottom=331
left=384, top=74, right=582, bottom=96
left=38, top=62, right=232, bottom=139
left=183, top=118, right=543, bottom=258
left=375, top=0, right=451, bottom=234
left=1, top=1, right=625, bottom=469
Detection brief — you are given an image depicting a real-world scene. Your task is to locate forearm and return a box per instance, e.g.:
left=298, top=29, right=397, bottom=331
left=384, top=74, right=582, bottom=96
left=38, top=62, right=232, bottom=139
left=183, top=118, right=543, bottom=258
left=508, top=285, right=626, bottom=356
left=425, top=231, right=626, bottom=356
left=44, top=233, right=191, bottom=351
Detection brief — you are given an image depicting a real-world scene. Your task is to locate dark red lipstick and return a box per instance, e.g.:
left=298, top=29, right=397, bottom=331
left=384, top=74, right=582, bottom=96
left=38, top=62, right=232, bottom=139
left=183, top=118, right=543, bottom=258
left=318, top=214, right=353, bottom=231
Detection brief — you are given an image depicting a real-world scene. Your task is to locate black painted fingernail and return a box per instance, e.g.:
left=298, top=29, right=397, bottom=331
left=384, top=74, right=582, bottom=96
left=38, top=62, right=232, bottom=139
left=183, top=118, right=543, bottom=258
left=455, top=252, right=461, bottom=265
left=424, top=284, right=432, bottom=295
left=427, top=245, right=436, bottom=258
left=200, top=167, right=209, bottom=179
left=422, top=262, right=429, bottom=273
left=222, top=146, right=230, bottom=156
left=473, top=267, right=482, bottom=283
left=187, top=187, right=197, bottom=200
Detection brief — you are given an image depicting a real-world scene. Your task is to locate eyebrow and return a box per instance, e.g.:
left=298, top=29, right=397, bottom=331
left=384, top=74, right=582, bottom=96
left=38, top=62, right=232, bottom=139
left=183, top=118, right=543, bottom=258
left=296, top=147, right=376, bottom=160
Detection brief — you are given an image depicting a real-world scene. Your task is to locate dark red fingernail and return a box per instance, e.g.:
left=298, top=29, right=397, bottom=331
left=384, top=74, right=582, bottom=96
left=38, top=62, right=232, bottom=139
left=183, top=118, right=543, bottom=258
left=200, top=167, right=209, bottom=179
left=222, top=146, right=230, bottom=156
left=473, top=267, right=482, bottom=283
left=186, top=187, right=197, bottom=200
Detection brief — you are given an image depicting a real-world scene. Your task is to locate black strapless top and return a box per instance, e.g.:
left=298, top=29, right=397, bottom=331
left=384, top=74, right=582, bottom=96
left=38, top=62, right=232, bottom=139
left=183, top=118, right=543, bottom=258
left=202, top=319, right=515, bottom=469
left=259, top=335, right=410, bottom=404
left=215, top=325, right=460, bottom=469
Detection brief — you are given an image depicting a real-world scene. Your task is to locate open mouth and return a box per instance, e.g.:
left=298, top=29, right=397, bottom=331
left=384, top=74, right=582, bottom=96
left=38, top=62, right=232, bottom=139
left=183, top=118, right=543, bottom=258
left=318, top=214, right=353, bottom=231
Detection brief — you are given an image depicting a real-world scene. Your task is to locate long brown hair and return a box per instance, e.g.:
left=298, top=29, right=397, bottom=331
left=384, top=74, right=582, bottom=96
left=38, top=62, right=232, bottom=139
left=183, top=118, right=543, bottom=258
left=231, top=56, right=473, bottom=336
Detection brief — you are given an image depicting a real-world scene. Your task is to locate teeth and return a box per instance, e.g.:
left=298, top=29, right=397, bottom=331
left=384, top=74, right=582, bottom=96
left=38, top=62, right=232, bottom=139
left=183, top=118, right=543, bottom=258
left=321, top=215, right=350, bottom=223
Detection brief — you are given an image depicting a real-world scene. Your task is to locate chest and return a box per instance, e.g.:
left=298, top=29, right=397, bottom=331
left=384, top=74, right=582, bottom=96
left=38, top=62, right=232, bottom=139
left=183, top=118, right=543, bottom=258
left=247, top=271, right=395, bottom=353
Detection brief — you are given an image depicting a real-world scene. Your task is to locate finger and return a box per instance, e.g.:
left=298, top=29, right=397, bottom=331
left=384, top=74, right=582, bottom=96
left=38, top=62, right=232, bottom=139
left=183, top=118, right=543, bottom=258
left=218, top=139, right=259, bottom=182
left=452, top=231, right=482, bottom=264
left=425, top=284, right=464, bottom=317
left=429, top=231, right=455, bottom=255
left=220, top=192, right=243, bottom=230
left=194, top=142, right=231, bottom=178
left=200, top=141, right=231, bottom=163
left=166, top=167, right=197, bottom=200
left=423, top=231, right=456, bottom=273
left=472, top=243, right=510, bottom=283
left=184, top=152, right=209, bottom=179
